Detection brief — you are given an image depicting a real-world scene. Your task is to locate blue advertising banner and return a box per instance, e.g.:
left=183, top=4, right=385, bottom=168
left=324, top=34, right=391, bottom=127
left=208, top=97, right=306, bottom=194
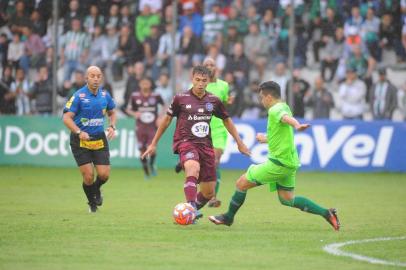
left=221, top=119, right=406, bottom=172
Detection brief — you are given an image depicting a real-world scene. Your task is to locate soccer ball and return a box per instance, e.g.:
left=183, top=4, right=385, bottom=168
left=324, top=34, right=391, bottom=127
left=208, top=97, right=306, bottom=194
left=173, top=202, right=196, bottom=225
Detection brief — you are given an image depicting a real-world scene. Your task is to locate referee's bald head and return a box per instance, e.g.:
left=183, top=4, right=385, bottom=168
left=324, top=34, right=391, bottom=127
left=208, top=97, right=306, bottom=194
left=86, top=66, right=102, bottom=77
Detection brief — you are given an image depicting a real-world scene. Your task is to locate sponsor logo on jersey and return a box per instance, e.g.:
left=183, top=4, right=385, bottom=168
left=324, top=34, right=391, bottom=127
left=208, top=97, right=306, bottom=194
left=205, top=102, right=213, bottom=112
left=198, top=108, right=204, bottom=113
left=191, top=122, right=210, bottom=138
left=79, top=93, right=86, bottom=98
left=188, top=115, right=211, bottom=121
left=185, top=152, right=195, bottom=159
left=186, top=104, right=192, bottom=109
left=80, top=118, right=104, bottom=127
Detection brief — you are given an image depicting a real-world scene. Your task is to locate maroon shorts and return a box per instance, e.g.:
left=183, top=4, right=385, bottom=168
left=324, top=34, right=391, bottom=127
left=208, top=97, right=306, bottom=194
left=136, top=126, right=156, bottom=151
left=177, top=142, right=216, bottom=183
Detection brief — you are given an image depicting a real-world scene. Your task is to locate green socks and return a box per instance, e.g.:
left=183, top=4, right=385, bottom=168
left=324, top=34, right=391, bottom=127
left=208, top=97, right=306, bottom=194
left=279, top=195, right=329, bottom=217
left=215, top=168, right=221, bottom=195
left=225, top=189, right=247, bottom=220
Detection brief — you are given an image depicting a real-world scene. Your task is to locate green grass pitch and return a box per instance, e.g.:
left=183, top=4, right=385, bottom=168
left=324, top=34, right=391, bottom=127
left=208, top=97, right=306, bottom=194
left=0, top=166, right=405, bottom=270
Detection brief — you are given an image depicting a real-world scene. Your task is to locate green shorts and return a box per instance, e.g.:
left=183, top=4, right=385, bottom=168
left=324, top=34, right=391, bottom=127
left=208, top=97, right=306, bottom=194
left=211, top=130, right=228, bottom=150
left=246, top=159, right=297, bottom=192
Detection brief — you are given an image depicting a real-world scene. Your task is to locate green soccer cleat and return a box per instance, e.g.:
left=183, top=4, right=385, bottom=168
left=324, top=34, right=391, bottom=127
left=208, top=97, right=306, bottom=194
left=208, top=214, right=233, bottom=226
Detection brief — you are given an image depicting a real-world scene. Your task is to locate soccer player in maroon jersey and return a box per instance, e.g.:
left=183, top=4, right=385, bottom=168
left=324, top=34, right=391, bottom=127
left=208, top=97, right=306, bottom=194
left=127, top=77, right=164, bottom=178
left=142, top=66, right=250, bottom=219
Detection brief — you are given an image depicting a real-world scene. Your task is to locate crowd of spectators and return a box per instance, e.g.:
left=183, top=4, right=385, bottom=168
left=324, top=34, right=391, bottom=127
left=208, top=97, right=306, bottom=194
left=0, top=0, right=406, bottom=121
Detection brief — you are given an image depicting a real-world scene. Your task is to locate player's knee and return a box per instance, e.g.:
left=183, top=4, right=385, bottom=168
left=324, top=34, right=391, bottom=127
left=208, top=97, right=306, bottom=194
left=202, top=189, right=215, bottom=199
left=278, top=195, right=295, bottom=207
left=97, top=174, right=109, bottom=182
left=82, top=173, right=94, bottom=185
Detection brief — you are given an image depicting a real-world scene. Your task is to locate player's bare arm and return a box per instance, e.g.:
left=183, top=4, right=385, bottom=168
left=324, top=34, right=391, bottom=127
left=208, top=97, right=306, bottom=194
left=63, top=111, right=90, bottom=140
left=141, top=114, right=173, bottom=159
left=256, top=133, right=267, bottom=143
left=222, top=117, right=251, bottom=156
left=106, top=110, right=117, bottom=140
left=281, top=115, right=311, bottom=131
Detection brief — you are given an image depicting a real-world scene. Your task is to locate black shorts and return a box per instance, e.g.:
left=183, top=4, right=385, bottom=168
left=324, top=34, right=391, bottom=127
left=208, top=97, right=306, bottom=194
left=70, top=133, right=110, bottom=167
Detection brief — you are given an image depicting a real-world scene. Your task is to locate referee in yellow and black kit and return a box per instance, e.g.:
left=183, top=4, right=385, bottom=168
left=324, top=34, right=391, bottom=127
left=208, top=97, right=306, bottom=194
left=62, top=66, right=117, bottom=213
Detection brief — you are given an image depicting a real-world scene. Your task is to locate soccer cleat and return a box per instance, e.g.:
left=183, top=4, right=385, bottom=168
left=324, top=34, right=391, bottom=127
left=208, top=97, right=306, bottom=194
left=174, top=162, right=182, bottom=173
left=325, top=208, right=340, bottom=231
left=207, top=198, right=221, bottom=208
left=94, top=189, right=103, bottom=206
left=208, top=214, right=233, bottom=226
left=195, top=209, right=203, bottom=220
left=88, top=202, right=98, bottom=213
left=150, top=165, right=157, bottom=176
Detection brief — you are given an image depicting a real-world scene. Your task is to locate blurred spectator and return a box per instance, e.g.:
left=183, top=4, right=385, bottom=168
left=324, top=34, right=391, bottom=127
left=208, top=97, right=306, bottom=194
left=361, top=7, right=380, bottom=61
left=224, top=71, right=244, bottom=117
left=203, top=2, right=226, bottom=45
left=272, top=62, right=289, bottom=100
left=0, top=33, right=8, bottom=67
left=30, top=10, right=46, bottom=37
left=321, top=8, right=342, bottom=40
left=344, top=6, right=363, bottom=37
left=309, top=0, right=338, bottom=21
left=0, top=65, right=16, bottom=114
left=139, top=0, right=163, bottom=14
left=106, top=4, right=120, bottom=30
left=225, top=6, right=248, bottom=35
left=60, top=69, right=85, bottom=99
left=122, top=61, right=146, bottom=113
left=338, top=68, right=367, bottom=120
left=118, top=5, right=134, bottom=29
left=104, top=24, right=119, bottom=61
left=346, top=44, right=375, bottom=100
left=88, top=25, right=107, bottom=68
left=305, top=76, right=334, bottom=119
left=112, top=24, right=143, bottom=81
left=259, top=8, right=280, bottom=58
left=63, top=0, right=81, bottom=33
left=241, top=80, right=266, bottom=119
left=398, top=81, right=406, bottom=120
left=206, top=44, right=226, bottom=76
left=370, top=67, right=398, bottom=120
left=144, top=25, right=161, bottom=80
left=224, top=42, right=250, bottom=90
left=222, top=25, right=243, bottom=56
left=379, top=13, right=401, bottom=61
left=321, top=27, right=345, bottom=82
left=244, top=22, right=269, bottom=80
left=83, top=4, right=105, bottom=35
left=10, top=68, right=31, bottom=115
left=154, top=72, right=172, bottom=106
left=179, top=2, right=204, bottom=37
left=176, top=25, right=204, bottom=73
left=135, top=4, right=161, bottom=43
left=8, top=0, right=31, bottom=34
left=30, top=66, right=52, bottom=115
left=286, top=68, right=310, bottom=118
left=309, top=16, right=323, bottom=63
left=246, top=5, right=261, bottom=25
left=155, top=23, right=180, bottom=78
left=60, top=18, right=90, bottom=81
left=19, top=26, right=46, bottom=74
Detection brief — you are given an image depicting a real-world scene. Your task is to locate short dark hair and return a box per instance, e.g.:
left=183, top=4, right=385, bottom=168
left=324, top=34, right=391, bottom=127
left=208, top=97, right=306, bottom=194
left=192, top=65, right=211, bottom=77
left=258, top=81, right=281, bottom=99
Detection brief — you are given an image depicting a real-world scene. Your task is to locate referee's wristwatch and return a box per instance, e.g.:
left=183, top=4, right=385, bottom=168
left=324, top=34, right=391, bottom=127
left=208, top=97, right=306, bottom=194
left=75, top=129, right=81, bottom=136
left=109, top=125, right=116, bottom=130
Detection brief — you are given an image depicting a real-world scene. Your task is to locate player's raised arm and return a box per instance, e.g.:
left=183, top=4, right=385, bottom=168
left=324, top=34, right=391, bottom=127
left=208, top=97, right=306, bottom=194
left=281, top=115, right=310, bottom=132
left=141, top=114, right=173, bottom=159
left=222, top=117, right=251, bottom=156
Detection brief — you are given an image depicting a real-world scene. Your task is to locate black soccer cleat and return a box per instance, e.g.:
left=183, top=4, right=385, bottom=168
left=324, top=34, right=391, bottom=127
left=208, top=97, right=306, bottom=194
left=88, top=202, right=98, bottom=213
left=174, top=162, right=182, bottom=173
left=208, top=214, right=233, bottom=226
left=324, top=208, right=340, bottom=231
left=94, top=189, right=103, bottom=206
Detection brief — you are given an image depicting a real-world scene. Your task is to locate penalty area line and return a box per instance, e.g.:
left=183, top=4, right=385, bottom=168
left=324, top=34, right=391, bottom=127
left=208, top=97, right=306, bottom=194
left=323, top=236, right=406, bottom=267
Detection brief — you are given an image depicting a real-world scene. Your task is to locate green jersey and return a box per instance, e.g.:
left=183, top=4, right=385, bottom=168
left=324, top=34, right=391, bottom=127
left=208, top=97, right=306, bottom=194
left=206, top=79, right=229, bottom=132
left=267, top=102, right=300, bottom=168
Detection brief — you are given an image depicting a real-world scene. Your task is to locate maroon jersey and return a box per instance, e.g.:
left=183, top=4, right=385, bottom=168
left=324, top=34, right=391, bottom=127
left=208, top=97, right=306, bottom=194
left=130, top=92, right=164, bottom=129
left=167, top=89, right=229, bottom=152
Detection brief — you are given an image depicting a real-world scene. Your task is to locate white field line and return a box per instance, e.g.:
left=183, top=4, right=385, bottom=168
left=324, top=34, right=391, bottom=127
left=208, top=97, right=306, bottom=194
left=323, top=236, right=406, bottom=267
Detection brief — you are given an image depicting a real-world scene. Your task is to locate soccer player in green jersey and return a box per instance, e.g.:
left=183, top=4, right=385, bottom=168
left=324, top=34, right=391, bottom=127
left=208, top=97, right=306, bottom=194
left=209, top=81, right=340, bottom=230
left=203, top=57, right=231, bottom=207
